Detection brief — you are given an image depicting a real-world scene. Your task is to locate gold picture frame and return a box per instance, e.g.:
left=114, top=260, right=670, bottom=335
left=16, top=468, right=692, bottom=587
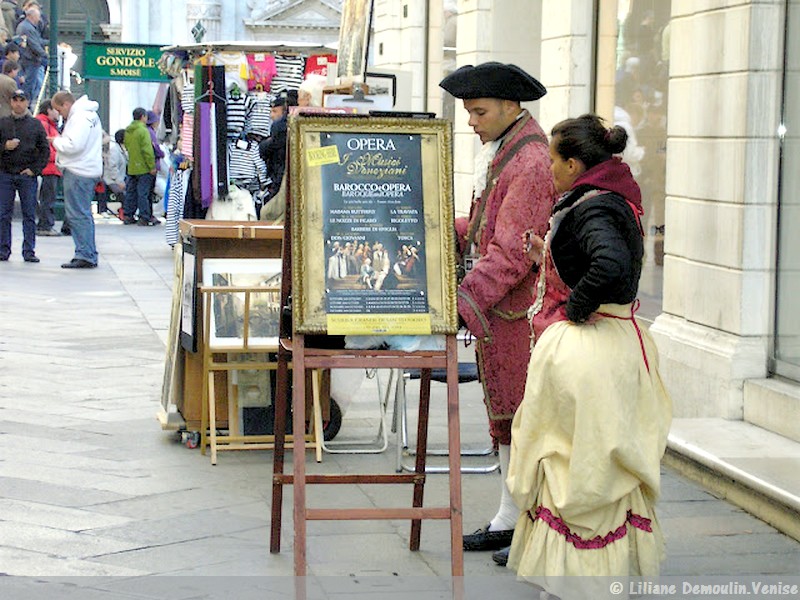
left=289, top=114, right=458, bottom=336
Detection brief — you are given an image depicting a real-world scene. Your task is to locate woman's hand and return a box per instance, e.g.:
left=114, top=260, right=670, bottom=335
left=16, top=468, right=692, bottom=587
left=523, top=230, right=545, bottom=265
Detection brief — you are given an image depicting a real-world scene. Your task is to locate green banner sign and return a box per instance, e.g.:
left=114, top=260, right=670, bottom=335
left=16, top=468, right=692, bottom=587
left=83, top=42, right=168, bottom=82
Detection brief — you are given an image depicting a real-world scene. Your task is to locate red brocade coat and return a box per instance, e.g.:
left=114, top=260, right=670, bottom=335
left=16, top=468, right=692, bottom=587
left=455, top=113, right=557, bottom=445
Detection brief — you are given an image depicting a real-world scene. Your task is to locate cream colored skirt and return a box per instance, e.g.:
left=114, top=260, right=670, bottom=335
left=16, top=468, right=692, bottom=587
left=506, top=303, right=672, bottom=597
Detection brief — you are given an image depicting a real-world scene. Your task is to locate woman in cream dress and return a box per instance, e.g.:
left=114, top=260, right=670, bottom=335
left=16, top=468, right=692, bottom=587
left=506, top=114, right=672, bottom=599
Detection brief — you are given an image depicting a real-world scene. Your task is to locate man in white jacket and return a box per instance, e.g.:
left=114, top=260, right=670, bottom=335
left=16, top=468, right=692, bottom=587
left=51, top=91, right=102, bottom=268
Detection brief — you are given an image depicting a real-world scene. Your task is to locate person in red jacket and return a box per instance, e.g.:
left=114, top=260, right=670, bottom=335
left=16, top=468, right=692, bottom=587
left=439, top=62, right=567, bottom=553
left=34, top=97, right=62, bottom=236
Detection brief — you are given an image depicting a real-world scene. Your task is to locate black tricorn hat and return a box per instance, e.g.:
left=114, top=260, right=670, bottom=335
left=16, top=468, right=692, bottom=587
left=439, top=62, right=547, bottom=102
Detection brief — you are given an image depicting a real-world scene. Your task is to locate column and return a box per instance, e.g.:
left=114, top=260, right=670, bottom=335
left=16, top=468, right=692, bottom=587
left=649, top=1, right=783, bottom=418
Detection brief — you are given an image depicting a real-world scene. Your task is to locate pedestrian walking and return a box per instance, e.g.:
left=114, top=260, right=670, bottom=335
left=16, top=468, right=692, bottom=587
left=51, top=90, right=102, bottom=269
left=0, top=87, right=48, bottom=262
left=122, top=107, right=157, bottom=226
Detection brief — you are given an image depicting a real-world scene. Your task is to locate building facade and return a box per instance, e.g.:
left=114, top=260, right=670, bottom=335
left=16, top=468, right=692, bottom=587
left=371, top=0, right=800, bottom=445
left=50, top=0, right=342, bottom=130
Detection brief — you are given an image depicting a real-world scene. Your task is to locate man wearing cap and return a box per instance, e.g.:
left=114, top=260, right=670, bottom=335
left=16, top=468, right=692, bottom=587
left=439, top=62, right=560, bottom=554
left=0, top=87, right=48, bottom=262
left=258, top=90, right=297, bottom=200
left=123, top=107, right=157, bottom=226
left=51, top=90, right=103, bottom=268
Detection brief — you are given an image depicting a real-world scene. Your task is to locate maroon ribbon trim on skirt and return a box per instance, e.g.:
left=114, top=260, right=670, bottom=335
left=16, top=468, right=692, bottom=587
left=527, top=505, right=653, bottom=550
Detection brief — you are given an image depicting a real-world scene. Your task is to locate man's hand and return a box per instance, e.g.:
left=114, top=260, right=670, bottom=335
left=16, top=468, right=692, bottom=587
left=150, top=169, right=157, bottom=175
left=5, top=138, right=20, bottom=151
left=20, top=168, right=34, bottom=176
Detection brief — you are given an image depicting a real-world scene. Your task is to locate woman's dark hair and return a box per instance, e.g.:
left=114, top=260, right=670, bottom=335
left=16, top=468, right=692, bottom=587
left=550, top=114, right=628, bottom=170
left=37, top=99, right=51, bottom=115
left=114, top=129, right=125, bottom=145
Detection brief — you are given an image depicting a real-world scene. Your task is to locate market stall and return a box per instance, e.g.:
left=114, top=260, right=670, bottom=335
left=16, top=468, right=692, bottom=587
left=153, top=41, right=339, bottom=242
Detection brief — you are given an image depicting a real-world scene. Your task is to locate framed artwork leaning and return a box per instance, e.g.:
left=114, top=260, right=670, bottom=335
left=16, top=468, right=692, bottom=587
left=201, top=258, right=283, bottom=348
left=336, top=0, right=374, bottom=82
left=288, top=114, right=458, bottom=336
left=180, top=240, right=198, bottom=353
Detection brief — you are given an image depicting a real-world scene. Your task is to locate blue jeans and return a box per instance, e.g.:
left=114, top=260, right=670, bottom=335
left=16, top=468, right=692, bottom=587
left=37, top=174, right=59, bottom=231
left=0, top=172, right=38, bottom=258
left=63, top=169, right=98, bottom=264
left=124, top=173, right=154, bottom=221
left=21, top=62, right=43, bottom=104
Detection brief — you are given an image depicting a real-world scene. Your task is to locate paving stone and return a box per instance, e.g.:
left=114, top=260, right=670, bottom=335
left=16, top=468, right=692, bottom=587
left=663, top=551, right=800, bottom=576
left=661, top=513, right=778, bottom=537
left=0, top=476, right=131, bottom=508
left=0, top=498, right=132, bottom=532
left=665, top=530, right=800, bottom=557
left=83, top=508, right=268, bottom=546
left=0, top=522, right=149, bottom=561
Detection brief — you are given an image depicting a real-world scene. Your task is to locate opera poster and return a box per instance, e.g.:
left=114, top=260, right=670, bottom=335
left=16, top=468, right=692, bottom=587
left=289, top=115, right=458, bottom=336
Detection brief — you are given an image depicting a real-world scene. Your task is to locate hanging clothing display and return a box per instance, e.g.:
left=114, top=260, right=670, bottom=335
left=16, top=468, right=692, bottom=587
left=195, top=102, right=215, bottom=209
left=181, top=80, right=195, bottom=115
left=159, top=45, right=336, bottom=227
left=272, top=54, right=306, bottom=93
left=214, top=51, right=251, bottom=92
left=248, top=94, right=274, bottom=137
left=304, top=53, right=337, bottom=78
left=166, top=164, right=191, bottom=246
left=226, top=88, right=250, bottom=139
left=180, top=113, right=194, bottom=160
left=247, top=53, right=278, bottom=92
left=228, top=139, right=268, bottom=191
left=194, top=65, right=229, bottom=201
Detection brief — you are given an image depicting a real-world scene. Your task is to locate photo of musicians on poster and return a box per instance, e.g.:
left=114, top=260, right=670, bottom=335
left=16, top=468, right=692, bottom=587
left=318, top=131, right=428, bottom=316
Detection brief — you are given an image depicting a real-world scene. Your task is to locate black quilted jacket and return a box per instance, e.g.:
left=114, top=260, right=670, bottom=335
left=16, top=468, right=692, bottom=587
left=550, top=185, right=644, bottom=323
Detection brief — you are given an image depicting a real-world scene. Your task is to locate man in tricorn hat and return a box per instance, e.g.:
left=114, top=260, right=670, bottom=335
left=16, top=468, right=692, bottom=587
left=440, top=62, right=565, bottom=560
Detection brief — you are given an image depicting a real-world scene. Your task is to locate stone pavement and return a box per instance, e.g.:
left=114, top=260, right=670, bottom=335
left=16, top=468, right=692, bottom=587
left=0, top=219, right=799, bottom=599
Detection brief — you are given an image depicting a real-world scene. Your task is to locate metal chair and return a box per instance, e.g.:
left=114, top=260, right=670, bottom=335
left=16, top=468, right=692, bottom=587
left=395, top=363, right=500, bottom=474
left=319, top=368, right=395, bottom=454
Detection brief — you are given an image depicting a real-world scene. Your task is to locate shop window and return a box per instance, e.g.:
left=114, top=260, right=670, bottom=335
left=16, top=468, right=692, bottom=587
left=773, top=0, right=800, bottom=378
left=440, top=0, right=457, bottom=123
left=595, top=0, right=670, bottom=321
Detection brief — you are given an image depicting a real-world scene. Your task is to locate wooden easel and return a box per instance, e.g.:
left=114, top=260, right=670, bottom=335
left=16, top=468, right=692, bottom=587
left=269, top=141, right=464, bottom=576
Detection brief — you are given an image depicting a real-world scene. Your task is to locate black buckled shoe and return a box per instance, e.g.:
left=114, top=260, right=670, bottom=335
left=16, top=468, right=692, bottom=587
left=463, top=523, right=514, bottom=551
left=23, top=254, right=40, bottom=263
left=492, top=545, right=510, bottom=566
